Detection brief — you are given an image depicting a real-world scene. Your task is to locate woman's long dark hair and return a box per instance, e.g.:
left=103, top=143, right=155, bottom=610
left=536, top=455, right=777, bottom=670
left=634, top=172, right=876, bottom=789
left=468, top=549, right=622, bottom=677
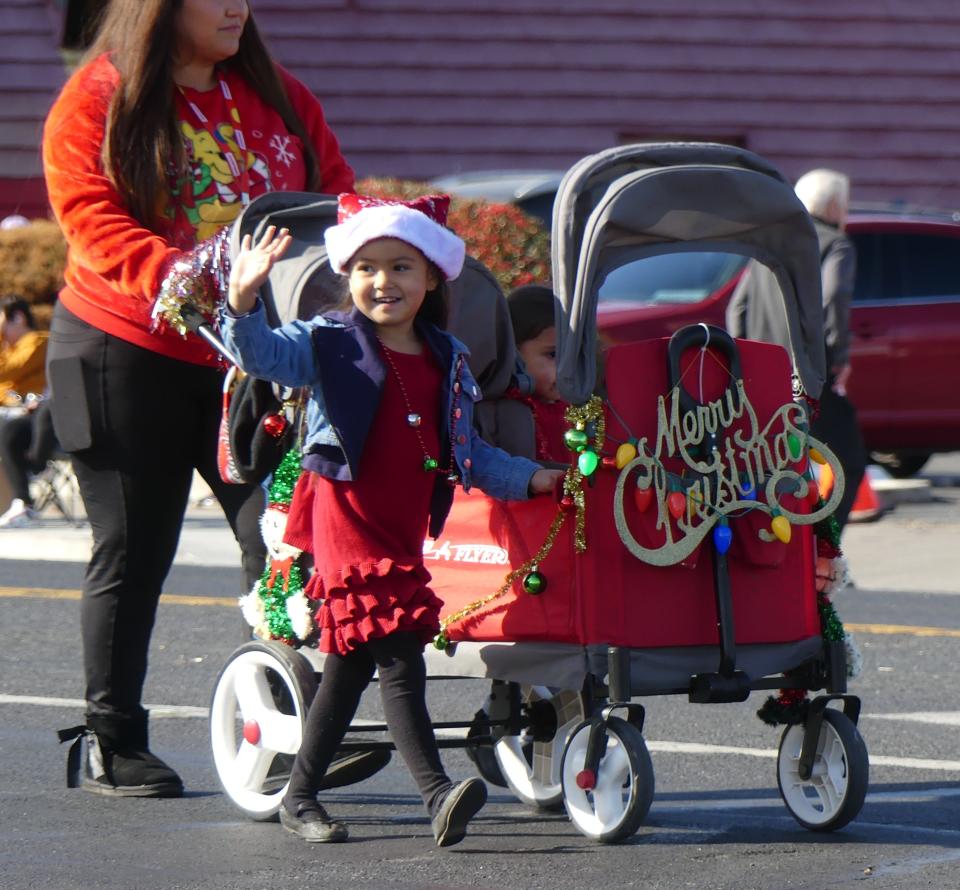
left=84, top=0, right=321, bottom=228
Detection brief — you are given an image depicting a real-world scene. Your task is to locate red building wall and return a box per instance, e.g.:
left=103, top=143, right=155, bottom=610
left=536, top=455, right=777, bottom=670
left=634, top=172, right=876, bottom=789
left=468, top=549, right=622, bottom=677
left=3, top=0, right=960, bottom=218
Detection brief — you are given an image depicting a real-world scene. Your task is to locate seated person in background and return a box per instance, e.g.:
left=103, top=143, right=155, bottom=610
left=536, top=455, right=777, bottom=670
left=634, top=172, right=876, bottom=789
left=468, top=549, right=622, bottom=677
left=0, top=398, right=57, bottom=527
left=0, top=298, right=50, bottom=527
left=0, top=298, right=48, bottom=406
left=505, top=285, right=568, bottom=463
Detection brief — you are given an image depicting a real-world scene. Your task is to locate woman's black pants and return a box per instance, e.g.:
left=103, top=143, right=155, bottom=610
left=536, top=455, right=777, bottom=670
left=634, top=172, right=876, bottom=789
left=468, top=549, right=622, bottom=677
left=46, top=302, right=266, bottom=744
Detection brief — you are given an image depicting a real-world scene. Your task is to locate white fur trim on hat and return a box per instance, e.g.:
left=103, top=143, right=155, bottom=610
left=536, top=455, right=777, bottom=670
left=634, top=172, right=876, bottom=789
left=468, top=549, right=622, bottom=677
left=324, top=204, right=466, bottom=280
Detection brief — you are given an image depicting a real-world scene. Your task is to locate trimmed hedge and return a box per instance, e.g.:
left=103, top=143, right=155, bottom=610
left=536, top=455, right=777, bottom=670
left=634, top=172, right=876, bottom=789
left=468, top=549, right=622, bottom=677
left=0, top=219, right=66, bottom=329
left=0, top=181, right=552, bottom=329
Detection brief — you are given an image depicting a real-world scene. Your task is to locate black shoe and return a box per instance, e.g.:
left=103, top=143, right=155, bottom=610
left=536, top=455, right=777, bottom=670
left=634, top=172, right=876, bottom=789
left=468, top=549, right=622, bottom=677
left=431, top=778, right=487, bottom=847
left=320, top=748, right=392, bottom=790
left=279, top=801, right=348, bottom=843
left=264, top=748, right=392, bottom=792
left=82, top=731, right=182, bottom=798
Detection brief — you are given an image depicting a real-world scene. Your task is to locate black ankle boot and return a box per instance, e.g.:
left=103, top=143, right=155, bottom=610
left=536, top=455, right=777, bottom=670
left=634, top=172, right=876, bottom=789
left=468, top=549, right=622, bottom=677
left=59, top=714, right=183, bottom=798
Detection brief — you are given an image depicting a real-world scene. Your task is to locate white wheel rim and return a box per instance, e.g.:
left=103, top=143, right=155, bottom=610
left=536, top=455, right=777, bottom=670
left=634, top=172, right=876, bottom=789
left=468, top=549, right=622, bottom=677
left=494, top=687, right=580, bottom=805
left=779, top=720, right=850, bottom=826
left=210, top=648, right=306, bottom=817
left=562, top=724, right=635, bottom=837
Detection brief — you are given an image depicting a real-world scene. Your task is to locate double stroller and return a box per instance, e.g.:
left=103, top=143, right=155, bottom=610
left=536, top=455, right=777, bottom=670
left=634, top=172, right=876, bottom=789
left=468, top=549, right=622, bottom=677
left=208, top=143, right=868, bottom=843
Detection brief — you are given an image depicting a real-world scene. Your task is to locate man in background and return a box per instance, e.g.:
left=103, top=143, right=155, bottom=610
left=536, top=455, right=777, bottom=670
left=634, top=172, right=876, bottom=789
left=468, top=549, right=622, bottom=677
left=727, top=168, right=867, bottom=531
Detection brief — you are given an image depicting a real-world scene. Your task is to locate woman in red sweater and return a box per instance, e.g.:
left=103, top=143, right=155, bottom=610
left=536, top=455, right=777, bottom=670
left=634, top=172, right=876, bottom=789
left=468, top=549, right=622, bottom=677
left=43, top=0, right=354, bottom=798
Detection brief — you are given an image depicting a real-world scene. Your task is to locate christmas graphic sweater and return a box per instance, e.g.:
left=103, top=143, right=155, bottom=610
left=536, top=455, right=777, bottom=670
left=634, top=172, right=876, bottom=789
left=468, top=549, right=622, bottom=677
left=43, top=53, right=354, bottom=366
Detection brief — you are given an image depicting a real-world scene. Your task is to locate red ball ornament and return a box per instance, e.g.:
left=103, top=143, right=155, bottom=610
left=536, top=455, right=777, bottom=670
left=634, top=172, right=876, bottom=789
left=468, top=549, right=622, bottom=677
left=668, top=491, right=686, bottom=519
left=560, top=495, right=575, bottom=511
left=633, top=485, right=653, bottom=513
left=262, top=413, right=289, bottom=439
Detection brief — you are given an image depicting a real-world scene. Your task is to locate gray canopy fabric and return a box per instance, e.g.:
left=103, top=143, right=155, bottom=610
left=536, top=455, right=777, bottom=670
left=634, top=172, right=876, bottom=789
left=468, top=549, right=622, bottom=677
left=552, top=143, right=825, bottom=405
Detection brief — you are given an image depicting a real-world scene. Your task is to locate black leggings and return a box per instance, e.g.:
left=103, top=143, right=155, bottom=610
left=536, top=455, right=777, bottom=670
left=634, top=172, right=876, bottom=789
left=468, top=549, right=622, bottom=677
left=285, top=631, right=451, bottom=816
left=46, top=302, right=266, bottom=737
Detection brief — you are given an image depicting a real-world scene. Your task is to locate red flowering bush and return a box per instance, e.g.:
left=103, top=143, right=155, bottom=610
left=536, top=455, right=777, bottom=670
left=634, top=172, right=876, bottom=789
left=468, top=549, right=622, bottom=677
left=358, top=177, right=551, bottom=294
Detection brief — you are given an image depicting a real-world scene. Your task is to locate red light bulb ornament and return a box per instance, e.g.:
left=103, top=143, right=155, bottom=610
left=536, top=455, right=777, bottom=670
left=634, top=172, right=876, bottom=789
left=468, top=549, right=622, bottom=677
left=634, top=480, right=653, bottom=512
left=668, top=490, right=686, bottom=520
left=713, top=517, right=733, bottom=555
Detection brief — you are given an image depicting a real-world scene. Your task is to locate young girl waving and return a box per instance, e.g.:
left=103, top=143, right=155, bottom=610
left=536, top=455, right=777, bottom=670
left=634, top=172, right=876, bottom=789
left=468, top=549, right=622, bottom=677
left=222, top=194, right=564, bottom=847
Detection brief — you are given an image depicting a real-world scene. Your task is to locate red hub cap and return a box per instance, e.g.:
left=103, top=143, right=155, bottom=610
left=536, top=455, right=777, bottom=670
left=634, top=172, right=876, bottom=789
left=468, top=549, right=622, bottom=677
left=242, top=719, right=261, bottom=745
left=576, top=768, right=596, bottom=790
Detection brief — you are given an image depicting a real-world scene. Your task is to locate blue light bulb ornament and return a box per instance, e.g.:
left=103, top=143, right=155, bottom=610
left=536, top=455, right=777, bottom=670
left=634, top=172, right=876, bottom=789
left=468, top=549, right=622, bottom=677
left=713, top=518, right=733, bottom=555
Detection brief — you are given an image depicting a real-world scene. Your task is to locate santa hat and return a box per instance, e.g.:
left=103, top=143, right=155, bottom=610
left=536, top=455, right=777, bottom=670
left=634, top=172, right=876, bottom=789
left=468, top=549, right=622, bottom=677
left=324, top=193, right=465, bottom=281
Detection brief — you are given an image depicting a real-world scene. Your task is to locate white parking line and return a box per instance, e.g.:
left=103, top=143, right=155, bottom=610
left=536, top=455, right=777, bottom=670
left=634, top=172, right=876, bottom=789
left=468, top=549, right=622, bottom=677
left=6, top=694, right=960, bottom=772
left=865, top=711, right=960, bottom=727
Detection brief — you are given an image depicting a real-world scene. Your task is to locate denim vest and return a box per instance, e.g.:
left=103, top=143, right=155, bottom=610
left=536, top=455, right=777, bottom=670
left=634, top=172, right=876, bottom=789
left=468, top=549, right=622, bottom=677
left=221, top=303, right=539, bottom=537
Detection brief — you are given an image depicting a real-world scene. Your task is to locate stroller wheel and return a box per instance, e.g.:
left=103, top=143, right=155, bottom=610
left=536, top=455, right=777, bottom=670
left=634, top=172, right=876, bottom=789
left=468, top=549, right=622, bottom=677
left=494, top=686, right=581, bottom=811
left=777, top=708, right=869, bottom=832
left=560, top=716, right=654, bottom=844
left=210, top=640, right=317, bottom=821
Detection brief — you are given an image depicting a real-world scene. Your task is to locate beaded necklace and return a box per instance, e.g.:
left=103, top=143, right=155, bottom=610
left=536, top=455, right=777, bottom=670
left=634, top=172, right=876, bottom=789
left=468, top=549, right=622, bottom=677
left=376, top=338, right=463, bottom=484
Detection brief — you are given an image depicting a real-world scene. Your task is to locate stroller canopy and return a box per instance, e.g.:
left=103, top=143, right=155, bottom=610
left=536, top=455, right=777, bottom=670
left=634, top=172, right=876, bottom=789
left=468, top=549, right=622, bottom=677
left=552, top=143, right=825, bottom=405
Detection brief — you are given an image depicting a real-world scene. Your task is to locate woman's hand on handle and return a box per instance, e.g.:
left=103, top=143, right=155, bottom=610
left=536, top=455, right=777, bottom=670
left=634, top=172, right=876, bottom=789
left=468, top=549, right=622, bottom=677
left=228, top=226, right=292, bottom=314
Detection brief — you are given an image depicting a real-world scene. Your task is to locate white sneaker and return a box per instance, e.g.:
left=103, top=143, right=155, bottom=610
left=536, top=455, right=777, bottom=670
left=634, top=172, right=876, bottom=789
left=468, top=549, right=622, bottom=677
left=0, top=498, right=36, bottom=528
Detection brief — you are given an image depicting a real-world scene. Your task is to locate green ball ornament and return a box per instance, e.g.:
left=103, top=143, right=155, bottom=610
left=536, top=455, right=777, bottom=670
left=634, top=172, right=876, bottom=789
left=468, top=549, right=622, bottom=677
left=522, top=570, right=547, bottom=595
left=564, top=428, right=589, bottom=453
left=423, top=457, right=439, bottom=472
left=433, top=632, right=449, bottom=650
left=578, top=449, right=599, bottom=476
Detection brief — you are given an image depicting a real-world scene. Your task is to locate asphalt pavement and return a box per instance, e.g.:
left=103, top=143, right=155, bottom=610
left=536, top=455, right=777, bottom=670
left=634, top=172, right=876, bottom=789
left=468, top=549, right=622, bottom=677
left=1, top=459, right=959, bottom=889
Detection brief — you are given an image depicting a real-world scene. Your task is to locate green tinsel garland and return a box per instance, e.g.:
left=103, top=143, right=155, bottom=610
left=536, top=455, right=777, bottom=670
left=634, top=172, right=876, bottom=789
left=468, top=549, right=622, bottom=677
left=270, top=448, right=303, bottom=505
left=255, top=447, right=306, bottom=642
left=258, top=563, right=303, bottom=640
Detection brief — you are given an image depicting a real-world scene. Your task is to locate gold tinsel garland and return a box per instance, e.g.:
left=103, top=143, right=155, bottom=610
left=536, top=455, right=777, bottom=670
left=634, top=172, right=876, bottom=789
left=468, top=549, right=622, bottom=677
left=435, top=397, right=605, bottom=648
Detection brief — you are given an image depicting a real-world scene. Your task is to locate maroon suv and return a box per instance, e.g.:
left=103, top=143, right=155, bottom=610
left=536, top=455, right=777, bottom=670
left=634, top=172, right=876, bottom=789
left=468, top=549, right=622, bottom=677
left=594, top=206, right=960, bottom=477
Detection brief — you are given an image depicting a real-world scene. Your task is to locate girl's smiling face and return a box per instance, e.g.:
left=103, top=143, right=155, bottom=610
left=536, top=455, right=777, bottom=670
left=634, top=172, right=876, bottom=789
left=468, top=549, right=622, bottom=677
left=347, top=238, right=438, bottom=339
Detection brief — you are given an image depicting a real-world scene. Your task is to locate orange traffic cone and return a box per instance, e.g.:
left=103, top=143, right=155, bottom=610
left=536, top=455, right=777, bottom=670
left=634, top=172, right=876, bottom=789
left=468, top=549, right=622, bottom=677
left=848, top=473, right=882, bottom=523
left=817, top=462, right=834, bottom=500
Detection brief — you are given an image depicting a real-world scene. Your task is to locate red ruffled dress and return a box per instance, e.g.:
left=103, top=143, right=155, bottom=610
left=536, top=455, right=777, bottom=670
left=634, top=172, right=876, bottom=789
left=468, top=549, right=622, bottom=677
left=284, top=346, right=446, bottom=655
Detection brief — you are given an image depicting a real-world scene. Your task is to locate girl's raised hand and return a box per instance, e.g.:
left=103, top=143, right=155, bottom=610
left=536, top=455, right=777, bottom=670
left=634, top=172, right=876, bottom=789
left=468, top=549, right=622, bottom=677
left=228, top=226, right=293, bottom=314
